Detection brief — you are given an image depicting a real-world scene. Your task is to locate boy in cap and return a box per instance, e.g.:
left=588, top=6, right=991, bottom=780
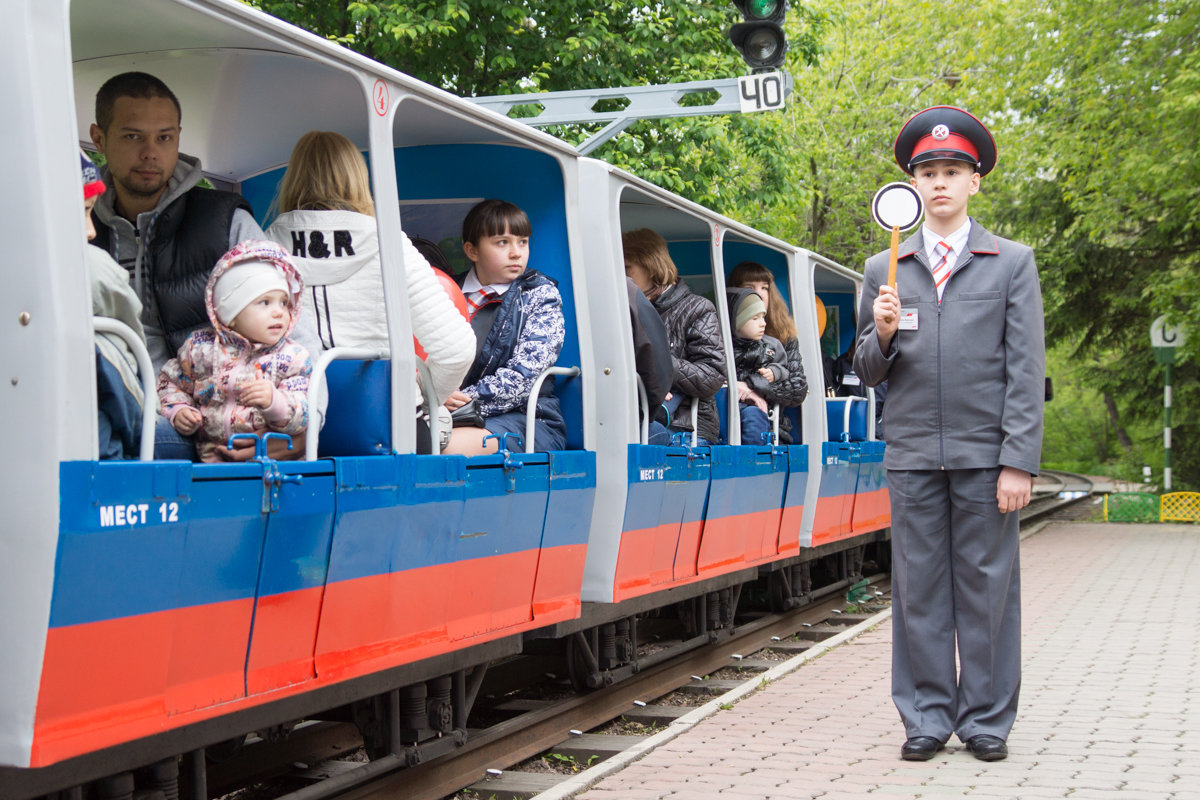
left=158, top=240, right=311, bottom=462
left=82, top=150, right=148, bottom=459
left=852, top=106, right=1045, bottom=762
left=727, top=286, right=789, bottom=445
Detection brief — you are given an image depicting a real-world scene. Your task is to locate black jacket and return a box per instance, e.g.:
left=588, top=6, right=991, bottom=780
left=628, top=278, right=673, bottom=411
left=92, top=187, right=251, bottom=354
left=652, top=280, right=726, bottom=444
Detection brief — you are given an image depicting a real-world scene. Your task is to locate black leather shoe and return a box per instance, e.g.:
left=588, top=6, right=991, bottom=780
left=965, top=734, right=1008, bottom=761
left=900, top=736, right=944, bottom=761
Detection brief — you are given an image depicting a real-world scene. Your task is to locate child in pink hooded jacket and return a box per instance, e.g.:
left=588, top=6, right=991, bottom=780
left=157, top=240, right=311, bottom=462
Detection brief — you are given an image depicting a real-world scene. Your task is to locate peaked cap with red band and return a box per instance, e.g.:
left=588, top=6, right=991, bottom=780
left=894, top=105, right=996, bottom=177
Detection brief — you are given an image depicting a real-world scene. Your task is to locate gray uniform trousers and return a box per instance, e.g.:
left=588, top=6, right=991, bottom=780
left=889, top=467, right=1021, bottom=744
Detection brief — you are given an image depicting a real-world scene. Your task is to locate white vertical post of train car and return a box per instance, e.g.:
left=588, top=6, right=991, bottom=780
left=711, top=224, right=739, bottom=445
left=1150, top=316, right=1186, bottom=492
left=368, top=79, right=417, bottom=454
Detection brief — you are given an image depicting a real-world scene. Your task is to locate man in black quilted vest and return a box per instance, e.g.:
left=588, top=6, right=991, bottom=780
left=88, top=72, right=266, bottom=373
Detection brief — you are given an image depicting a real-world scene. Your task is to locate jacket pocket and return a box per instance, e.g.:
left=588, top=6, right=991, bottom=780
left=957, top=291, right=1001, bottom=301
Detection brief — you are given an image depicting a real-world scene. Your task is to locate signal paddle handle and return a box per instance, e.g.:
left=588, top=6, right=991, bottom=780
left=883, top=225, right=899, bottom=323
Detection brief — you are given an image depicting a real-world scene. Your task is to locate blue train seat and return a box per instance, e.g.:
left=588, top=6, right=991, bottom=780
left=826, top=396, right=869, bottom=442
left=320, top=359, right=392, bottom=457
left=714, top=386, right=729, bottom=443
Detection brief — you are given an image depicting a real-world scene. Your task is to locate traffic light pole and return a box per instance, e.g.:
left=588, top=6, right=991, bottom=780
left=470, top=74, right=792, bottom=155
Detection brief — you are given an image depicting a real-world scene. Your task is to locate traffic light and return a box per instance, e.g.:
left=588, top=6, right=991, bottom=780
left=729, top=0, right=788, bottom=73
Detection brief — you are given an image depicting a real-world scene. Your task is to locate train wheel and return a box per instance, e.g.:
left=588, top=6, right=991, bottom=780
left=767, top=570, right=793, bottom=612
left=566, top=630, right=605, bottom=693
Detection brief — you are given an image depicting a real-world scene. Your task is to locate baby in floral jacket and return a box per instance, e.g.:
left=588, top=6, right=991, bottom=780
left=158, top=240, right=311, bottom=462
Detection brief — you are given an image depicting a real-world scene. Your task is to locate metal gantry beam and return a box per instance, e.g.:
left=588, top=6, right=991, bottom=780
left=469, top=75, right=792, bottom=155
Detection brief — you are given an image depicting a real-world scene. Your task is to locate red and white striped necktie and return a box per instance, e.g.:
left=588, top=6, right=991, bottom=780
left=466, top=287, right=500, bottom=320
left=932, top=240, right=953, bottom=301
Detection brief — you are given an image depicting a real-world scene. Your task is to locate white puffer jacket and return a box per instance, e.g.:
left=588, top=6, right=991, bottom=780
left=267, top=209, right=474, bottom=405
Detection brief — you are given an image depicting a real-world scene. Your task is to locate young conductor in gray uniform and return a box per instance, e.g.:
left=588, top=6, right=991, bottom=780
left=853, top=106, right=1045, bottom=763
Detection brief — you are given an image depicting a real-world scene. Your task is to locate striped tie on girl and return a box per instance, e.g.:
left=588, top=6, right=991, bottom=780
left=466, top=287, right=500, bottom=320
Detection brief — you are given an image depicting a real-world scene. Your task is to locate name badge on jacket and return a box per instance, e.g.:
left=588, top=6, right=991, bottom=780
left=898, top=308, right=918, bottom=330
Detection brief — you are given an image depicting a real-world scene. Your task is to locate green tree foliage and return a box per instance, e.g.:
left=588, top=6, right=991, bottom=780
left=246, top=1, right=825, bottom=202
left=246, top=0, right=1198, bottom=485
left=986, top=0, right=1200, bottom=487
left=250, top=1, right=749, bottom=96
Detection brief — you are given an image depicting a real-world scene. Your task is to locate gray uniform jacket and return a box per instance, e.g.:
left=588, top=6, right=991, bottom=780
left=852, top=220, right=1044, bottom=475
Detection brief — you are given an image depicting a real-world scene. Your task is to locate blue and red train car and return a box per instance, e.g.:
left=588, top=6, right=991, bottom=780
left=0, top=0, right=888, bottom=796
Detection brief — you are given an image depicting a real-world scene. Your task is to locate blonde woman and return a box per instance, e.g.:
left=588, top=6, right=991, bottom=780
left=267, top=131, right=474, bottom=449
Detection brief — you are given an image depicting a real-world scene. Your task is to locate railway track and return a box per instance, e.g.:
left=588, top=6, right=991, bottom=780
left=218, top=471, right=1096, bottom=800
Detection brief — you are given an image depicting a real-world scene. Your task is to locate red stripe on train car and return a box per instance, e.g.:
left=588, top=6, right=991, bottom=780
left=531, top=543, right=587, bottom=620
left=33, top=598, right=254, bottom=766
left=810, top=494, right=854, bottom=548
left=673, top=519, right=703, bottom=581
left=696, top=508, right=783, bottom=575
left=777, top=503, right=805, bottom=556
left=613, top=522, right=684, bottom=598
left=315, top=550, right=540, bottom=682
left=851, top=487, right=891, bottom=534
left=246, top=586, right=326, bottom=695
left=31, top=548, right=580, bottom=766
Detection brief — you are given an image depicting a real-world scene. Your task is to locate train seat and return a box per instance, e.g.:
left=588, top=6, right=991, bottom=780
left=826, top=396, right=870, bottom=442
left=319, top=358, right=392, bottom=457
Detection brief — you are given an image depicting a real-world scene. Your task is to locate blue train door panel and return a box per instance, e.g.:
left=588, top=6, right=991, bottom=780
left=697, top=444, right=787, bottom=575
left=244, top=463, right=337, bottom=695
left=42, top=461, right=271, bottom=759
left=315, top=452, right=551, bottom=684
left=777, top=443, right=809, bottom=555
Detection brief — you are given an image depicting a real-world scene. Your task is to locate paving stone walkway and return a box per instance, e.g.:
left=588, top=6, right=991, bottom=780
left=550, top=522, right=1200, bottom=799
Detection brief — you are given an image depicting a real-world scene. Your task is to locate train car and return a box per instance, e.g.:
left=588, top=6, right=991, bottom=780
left=525, top=160, right=890, bottom=689
left=0, top=0, right=888, bottom=797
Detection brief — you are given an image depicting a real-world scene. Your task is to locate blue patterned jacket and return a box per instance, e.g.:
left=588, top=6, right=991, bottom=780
left=461, top=268, right=566, bottom=425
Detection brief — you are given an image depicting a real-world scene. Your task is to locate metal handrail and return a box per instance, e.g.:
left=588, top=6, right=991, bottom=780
left=304, top=347, right=388, bottom=461
left=524, top=366, right=581, bottom=453
left=689, top=396, right=699, bottom=447
left=92, top=317, right=155, bottom=462
left=824, top=395, right=874, bottom=442
left=635, top=374, right=650, bottom=445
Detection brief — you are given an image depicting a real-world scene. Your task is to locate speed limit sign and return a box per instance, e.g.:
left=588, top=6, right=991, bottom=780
left=738, top=72, right=787, bottom=114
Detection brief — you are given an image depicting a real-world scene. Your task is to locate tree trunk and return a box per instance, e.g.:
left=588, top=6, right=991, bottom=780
left=1103, top=392, right=1134, bottom=452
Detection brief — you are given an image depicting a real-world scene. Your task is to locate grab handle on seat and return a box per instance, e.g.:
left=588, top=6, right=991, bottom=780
left=305, top=347, right=388, bottom=461
left=524, top=366, right=580, bottom=453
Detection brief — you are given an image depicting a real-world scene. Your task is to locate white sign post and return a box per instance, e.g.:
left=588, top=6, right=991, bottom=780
left=1150, top=316, right=1186, bottom=491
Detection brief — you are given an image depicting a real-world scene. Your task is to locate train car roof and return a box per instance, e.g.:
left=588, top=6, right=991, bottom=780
left=591, top=156, right=862, bottom=289
left=594, top=156, right=804, bottom=252
left=70, top=0, right=579, bottom=182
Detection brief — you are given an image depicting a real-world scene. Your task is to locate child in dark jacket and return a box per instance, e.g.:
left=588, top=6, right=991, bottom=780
left=443, top=199, right=566, bottom=454
left=727, top=287, right=789, bottom=445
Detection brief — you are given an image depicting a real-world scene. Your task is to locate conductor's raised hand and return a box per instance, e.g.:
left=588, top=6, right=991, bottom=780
left=872, top=284, right=900, bottom=348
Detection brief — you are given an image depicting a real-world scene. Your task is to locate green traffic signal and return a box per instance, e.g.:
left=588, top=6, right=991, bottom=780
left=730, top=0, right=787, bottom=72
left=745, top=0, right=784, bottom=19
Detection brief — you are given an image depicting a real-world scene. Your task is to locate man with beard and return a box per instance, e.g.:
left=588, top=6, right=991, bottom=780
left=88, top=71, right=265, bottom=374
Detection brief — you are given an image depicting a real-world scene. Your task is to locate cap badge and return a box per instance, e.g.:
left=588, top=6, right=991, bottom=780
left=931, top=124, right=950, bottom=141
